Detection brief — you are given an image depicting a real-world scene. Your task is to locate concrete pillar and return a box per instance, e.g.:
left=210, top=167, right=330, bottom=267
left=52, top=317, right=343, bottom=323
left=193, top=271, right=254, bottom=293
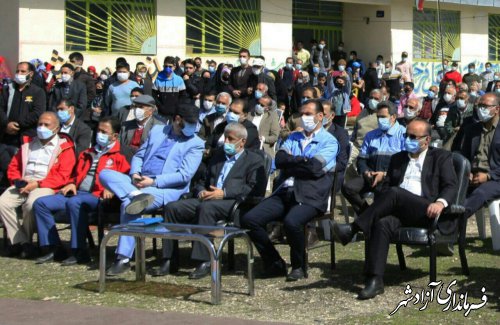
left=260, top=0, right=293, bottom=69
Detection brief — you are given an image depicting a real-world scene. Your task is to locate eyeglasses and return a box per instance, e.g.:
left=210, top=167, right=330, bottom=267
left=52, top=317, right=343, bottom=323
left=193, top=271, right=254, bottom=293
left=404, top=133, right=428, bottom=140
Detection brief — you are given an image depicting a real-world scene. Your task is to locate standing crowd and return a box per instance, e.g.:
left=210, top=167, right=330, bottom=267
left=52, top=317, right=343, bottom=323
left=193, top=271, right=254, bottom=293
left=0, top=38, right=499, bottom=300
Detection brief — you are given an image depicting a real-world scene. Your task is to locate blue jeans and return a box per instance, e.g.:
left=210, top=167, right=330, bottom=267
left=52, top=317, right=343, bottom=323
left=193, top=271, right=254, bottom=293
left=33, top=192, right=99, bottom=249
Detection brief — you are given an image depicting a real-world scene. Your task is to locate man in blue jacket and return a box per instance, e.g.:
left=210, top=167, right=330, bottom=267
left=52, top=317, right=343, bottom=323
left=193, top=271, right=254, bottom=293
left=99, top=103, right=204, bottom=275
left=240, top=99, right=339, bottom=281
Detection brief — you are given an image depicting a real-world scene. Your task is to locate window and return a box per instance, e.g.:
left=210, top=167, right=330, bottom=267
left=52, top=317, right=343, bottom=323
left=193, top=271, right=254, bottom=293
left=65, top=0, right=157, bottom=54
left=413, top=8, right=460, bottom=61
left=489, top=15, right=500, bottom=62
left=292, top=0, right=343, bottom=50
left=186, top=0, right=261, bottom=56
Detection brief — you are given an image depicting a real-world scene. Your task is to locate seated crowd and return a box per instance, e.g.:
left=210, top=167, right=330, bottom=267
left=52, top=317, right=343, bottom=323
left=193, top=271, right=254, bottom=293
left=0, top=43, right=499, bottom=300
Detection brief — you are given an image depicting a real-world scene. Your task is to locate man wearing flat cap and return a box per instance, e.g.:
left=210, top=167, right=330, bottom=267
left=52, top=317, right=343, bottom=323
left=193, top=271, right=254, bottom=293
left=99, top=103, right=205, bottom=276
left=120, top=94, right=165, bottom=162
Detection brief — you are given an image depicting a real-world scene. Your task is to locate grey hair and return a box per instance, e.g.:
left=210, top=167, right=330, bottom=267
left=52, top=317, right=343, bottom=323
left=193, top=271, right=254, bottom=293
left=408, top=97, right=422, bottom=110
left=370, top=89, right=381, bottom=97
left=216, top=92, right=232, bottom=105
left=224, top=122, right=248, bottom=140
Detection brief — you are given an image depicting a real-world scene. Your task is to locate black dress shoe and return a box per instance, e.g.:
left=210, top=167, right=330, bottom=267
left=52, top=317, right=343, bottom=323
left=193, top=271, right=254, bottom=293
left=332, top=222, right=355, bottom=246
left=61, top=251, right=91, bottom=266
left=5, top=243, right=23, bottom=257
left=106, top=259, right=131, bottom=276
left=125, top=193, right=155, bottom=215
left=36, top=252, right=55, bottom=264
left=286, top=268, right=305, bottom=282
left=149, top=258, right=179, bottom=277
left=358, top=276, right=385, bottom=300
left=260, top=259, right=287, bottom=279
left=188, top=262, right=211, bottom=279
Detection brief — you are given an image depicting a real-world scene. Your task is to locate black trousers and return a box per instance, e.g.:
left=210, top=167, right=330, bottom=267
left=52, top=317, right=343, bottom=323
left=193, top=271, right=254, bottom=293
left=464, top=180, right=500, bottom=218
left=341, top=175, right=382, bottom=214
left=162, top=198, right=235, bottom=262
left=354, top=187, right=432, bottom=277
left=240, top=190, right=320, bottom=269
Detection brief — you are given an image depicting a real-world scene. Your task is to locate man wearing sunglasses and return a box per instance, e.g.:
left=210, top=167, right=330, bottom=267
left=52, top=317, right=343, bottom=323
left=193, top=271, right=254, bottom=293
left=333, top=118, right=457, bottom=299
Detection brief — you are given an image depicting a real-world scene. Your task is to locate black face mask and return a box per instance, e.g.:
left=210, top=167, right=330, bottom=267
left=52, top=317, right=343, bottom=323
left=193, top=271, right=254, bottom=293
left=96, top=88, right=103, bottom=95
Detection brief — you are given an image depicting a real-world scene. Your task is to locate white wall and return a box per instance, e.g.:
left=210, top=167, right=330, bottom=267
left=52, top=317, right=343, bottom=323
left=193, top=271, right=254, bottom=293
left=0, top=0, right=20, bottom=73
left=342, top=2, right=392, bottom=62
left=260, top=0, right=293, bottom=69
left=389, top=0, right=413, bottom=63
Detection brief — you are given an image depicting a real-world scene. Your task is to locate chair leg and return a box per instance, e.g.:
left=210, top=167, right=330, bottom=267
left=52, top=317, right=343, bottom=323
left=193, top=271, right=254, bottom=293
left=488, top=200, right=500, bottom=251
left=87, top=228, right=96, bottom=249
left=396, top=244, right=406, bottom=271
left=3, top=227, right=7, bottom=248
left=330, top=226, right=336, bottom=270
left=429, top=242, right=437, bottom=282
left=228, top=238, right=235, bottom=271
left=475, top=208, right=487, bottom=239
left=341, top=195, right=349, bottom=223
left=458, top=216, right=470, bottom=276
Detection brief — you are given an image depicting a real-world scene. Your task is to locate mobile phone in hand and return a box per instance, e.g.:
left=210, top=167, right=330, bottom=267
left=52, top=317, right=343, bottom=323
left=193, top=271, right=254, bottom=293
left=14, top=180, right=28, bottom=189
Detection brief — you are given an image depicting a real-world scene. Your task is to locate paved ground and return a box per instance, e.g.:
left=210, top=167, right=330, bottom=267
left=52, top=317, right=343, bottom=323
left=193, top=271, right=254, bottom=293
left=0, top=298, right=290, bottom=325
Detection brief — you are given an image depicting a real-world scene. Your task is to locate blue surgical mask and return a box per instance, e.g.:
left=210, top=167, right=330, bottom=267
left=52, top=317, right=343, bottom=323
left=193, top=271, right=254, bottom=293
left=404, top=137, right=421, bottom=154
left=296, top=64, right=302, bottom=70
left=318, top=44, right=325, bottom=50
left=255, top=104, right=264, bottom=115
left=486, top=67, right=492, bottom=73
left=181, top=122, right=197, bottom=137
left=215, top=104, right=226, bottom=114
left=286, top=63, right=293, bottom=69
left=469, top=68, right=475, bottom=74
left=301, top=97, right=309, bottom=104
left=322, top=116, right=330, bottom=126
left=208, top=66, right=216, bottom=73
left=164, top=66, right=173, bottom=75
left=427, top=90, right=436, bottom=99
left=57, top=110, right=71, bottom=123
left=37, top=126, right=55, bottom=140
left=313, top=67, right=320, bottom=74
left=255, top=90, right=263, bottom=99
left=378, top=117, right=392, bottom=131
left=368, top=99, right=379, bottom=110
left=96, top=132, right=110, bottom=147
left=223, top=142, right=239, bottom=156
left=226, top=111, right=240, bottom=124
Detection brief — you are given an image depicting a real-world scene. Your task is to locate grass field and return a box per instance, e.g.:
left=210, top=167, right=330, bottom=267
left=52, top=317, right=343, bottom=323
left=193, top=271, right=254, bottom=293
left=0, top=214, right=498, bottom=324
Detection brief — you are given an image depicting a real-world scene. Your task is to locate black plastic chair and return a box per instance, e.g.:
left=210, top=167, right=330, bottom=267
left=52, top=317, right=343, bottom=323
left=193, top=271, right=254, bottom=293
left=390, top=152, right=471, bottom=282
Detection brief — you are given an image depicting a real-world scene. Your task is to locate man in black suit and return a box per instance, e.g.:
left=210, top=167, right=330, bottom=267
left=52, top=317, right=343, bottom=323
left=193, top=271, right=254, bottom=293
left=55, top=98, right=91, bottom=158
left=206, top=99, right=260, bottom=153
left=452, top=93, right=500, bottom=218
left=198, top=92, right=232, bottom=140
left=49, top=63, right=87, bottom=118
left=333, top=119, right=457, bottom=300
left=150, top=123, right=265, bottom=279
left=228, top=48, right=253, bottom=100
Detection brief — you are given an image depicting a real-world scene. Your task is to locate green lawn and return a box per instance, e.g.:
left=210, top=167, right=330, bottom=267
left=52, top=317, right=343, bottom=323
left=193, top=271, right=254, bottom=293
left=0, top=216, right=498, bottom=324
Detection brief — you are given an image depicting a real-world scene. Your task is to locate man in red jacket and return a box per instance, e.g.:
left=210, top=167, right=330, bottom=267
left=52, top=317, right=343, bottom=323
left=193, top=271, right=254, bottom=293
left=33, top=117, right=130, bottom=265
left=0, top=112, right=76, bottom=258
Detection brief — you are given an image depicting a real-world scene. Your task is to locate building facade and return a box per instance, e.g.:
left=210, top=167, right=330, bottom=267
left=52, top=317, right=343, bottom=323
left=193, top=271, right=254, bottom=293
left=1, top=0, right=500, bottom=93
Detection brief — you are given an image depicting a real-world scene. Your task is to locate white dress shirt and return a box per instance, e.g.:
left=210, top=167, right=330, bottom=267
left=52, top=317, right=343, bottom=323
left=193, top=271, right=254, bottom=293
left=251, top=114, right=263, bottom=131
left=24, top=136, right=59, bottom=181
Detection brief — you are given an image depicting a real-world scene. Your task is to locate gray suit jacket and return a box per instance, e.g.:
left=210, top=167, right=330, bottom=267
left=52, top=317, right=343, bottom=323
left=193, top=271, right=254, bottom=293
left=120, top=115, right=165, bottom=162
left=248, top=109, right=280, bottom=157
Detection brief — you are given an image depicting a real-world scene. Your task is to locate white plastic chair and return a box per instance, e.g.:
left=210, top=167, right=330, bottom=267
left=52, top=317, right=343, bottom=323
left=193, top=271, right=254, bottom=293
left=475, top=199, right=500, bottom=251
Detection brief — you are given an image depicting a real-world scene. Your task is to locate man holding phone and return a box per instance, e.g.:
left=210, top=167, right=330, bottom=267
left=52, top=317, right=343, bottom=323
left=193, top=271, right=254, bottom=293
left=0, top=112, right=75, bottom=258
left=341, top=101, right=406, bottom=215
left=33, top=117, right=130, bottom=265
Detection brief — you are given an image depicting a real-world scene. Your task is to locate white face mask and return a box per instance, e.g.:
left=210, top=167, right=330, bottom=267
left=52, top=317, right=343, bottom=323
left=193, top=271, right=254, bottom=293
left=100, top=74, right=108, bottom=81
left=134, top=107, right=146, bottom=121
left=61, top=73, right=72, bottom=83
left=457, top=99, right=467, bottom=109
left=443, top=93, right=454, bottom=103
left=404, top=107, right=417, bottom=120
left=117, top=72, right=129, bottom=82
left=240, top=57, right=248, bottom=65
left=477, top=106, right=494, bottom=122
left=14, top=74, right=28, bottom=85
left=301, top=115, right=318, bottom=132
left=138, top=72, right=146, bottom=78
left=203, top=100, right=214, bottom=111
left=338, top=65, right=345, bottom=72
left=252, top=67, right=262, bottom=75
